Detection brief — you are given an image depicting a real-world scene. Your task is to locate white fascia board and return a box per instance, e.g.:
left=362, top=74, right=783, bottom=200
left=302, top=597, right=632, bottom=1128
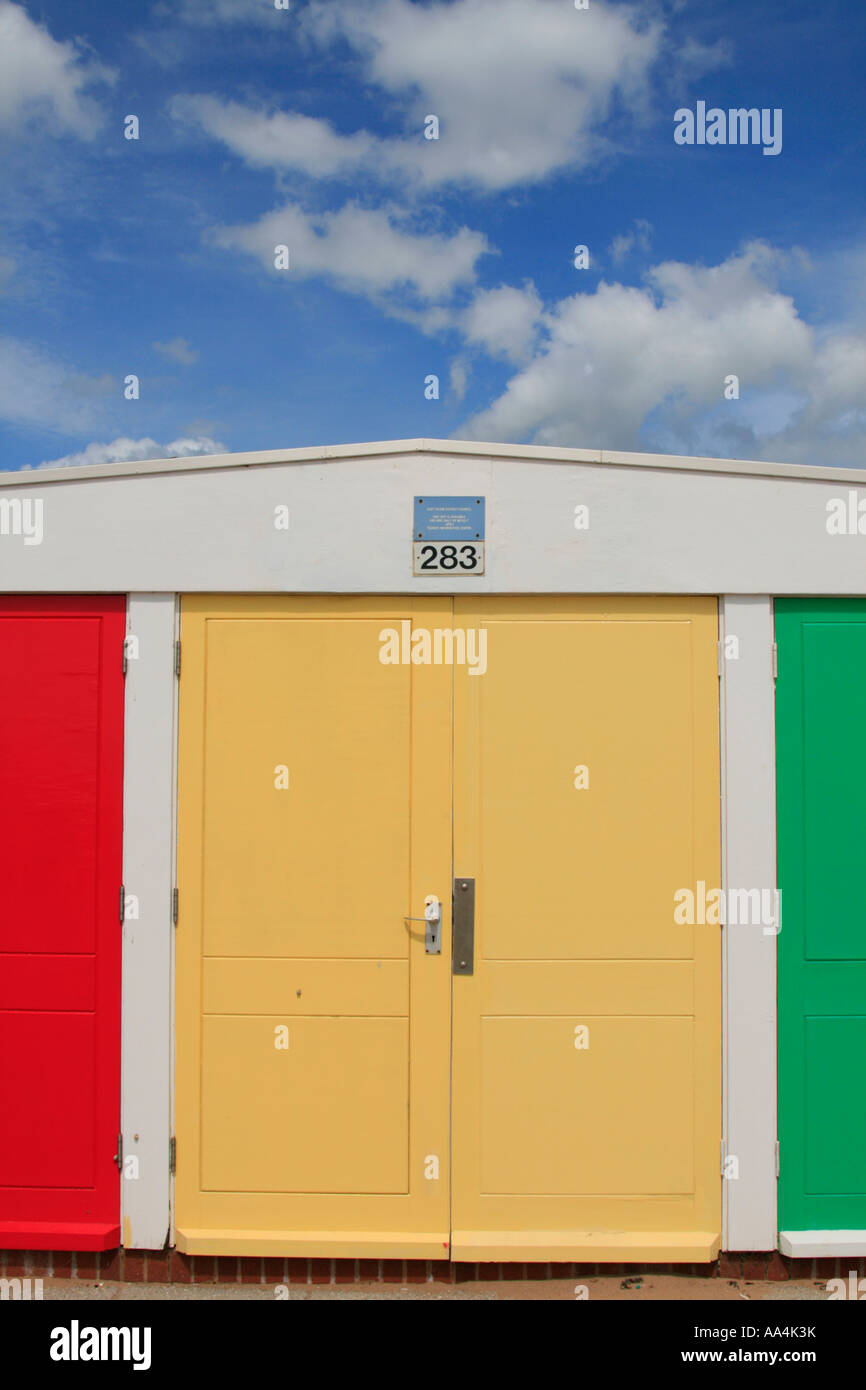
left=1, top=436, right=863, bottom=488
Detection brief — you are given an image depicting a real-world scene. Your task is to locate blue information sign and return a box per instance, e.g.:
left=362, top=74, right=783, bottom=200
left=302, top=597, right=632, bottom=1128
left=413, top=496, right=485, bottom=541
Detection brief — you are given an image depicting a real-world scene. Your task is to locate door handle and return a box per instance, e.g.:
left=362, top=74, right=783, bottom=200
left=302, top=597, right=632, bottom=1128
left=404, top=895, right=442, bottom=954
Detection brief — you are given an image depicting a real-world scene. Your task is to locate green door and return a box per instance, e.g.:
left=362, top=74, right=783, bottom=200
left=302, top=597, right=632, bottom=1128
left=776, top=599, right=866, bottom=1234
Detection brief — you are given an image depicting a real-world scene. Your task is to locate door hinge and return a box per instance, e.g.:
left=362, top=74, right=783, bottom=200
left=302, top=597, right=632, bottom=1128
left=119, top=884, right=125, bottom=923
left=772, top=642, right=778, bottom=680
left=114, top=1133, right=123, bottom=1171
left=172, top=887, right=179, bottom=926
left=717, top=640, right=723, bottom=677
left=775, top=1140, right=780, bottom=1177
left=169, top=1136, right=176, bottom=1176
left=174, top=640, right=182, bottom=678
left=122, top=642, right=128, bottom=677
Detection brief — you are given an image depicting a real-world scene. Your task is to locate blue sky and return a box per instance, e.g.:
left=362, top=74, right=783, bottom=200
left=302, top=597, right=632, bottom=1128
left=0, top=0, right=864, bottom=471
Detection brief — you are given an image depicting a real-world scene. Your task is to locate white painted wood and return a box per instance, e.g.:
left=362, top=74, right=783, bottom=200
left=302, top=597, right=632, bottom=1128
left=3, top=441, right=866, bottom=593
left=121, top=596, right=176, bottom=1249
left=168, top=597, right=180, bottom=1251
left=721, top=598, right=778, bottom=1251
left=780, top=1232, right=866, bottom=1258
left=5, top=436, right=864, bottom=486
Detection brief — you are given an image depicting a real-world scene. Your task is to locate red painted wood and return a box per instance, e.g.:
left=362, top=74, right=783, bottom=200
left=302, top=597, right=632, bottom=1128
left=0, top=597, right=125, bottom=1250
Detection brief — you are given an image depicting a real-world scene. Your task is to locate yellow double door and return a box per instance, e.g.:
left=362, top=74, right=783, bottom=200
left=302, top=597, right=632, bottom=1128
left=176, top=596, right=721, bottom=1261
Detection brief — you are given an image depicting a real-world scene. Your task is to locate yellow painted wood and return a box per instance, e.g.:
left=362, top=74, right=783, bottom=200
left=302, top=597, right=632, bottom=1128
left=481, top=961, right=694, bottom=1016
left=450, top=1231, right=721, bottom=1262
left=450, top=596, right=721, bottom=1262
left=202, top=959, right=408, bottom=1015
left=174, top=1230, right=449, bottom=1258
left=200, top=1016, right=409, bottom=1193
left=178, top=593, right=721, bottom=1262
left=176, top=596, right=453, bottom=1256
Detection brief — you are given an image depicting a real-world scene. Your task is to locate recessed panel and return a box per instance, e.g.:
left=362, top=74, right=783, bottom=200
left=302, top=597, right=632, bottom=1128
left=202, top=618, right=412, bottom=960
left=201, top=1017, right=409, bottom=1194
left=480, top=1017, right=695, bottom=1196
left=805, top=1017, right=866, bottom=1195
left=477, top=619, right=697, bottom=961
left=802, top=623, right=866, bottom=962
left=0, top=1012, right=96, bottom=1189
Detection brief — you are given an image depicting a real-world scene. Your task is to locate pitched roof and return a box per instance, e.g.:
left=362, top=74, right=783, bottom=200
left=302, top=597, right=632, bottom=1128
left=0, top=437, right=860, bottom=488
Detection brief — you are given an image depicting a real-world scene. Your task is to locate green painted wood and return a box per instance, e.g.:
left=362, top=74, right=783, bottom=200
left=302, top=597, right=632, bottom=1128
left=776, top=599, right=866, bottom=1233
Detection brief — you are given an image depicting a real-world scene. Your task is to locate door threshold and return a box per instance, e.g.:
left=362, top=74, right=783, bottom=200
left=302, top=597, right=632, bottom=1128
left=451, top=1230, right=722, bottom=1262
left=780, top=1230, right=866, bottom=1258
left=175, top=1228, right=450, bottom=1259
left=0, top=1221, right=121, bottom=1252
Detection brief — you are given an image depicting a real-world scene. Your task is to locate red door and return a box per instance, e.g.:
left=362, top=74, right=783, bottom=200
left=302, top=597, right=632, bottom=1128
left=0, top=597, right=125, bottom=1249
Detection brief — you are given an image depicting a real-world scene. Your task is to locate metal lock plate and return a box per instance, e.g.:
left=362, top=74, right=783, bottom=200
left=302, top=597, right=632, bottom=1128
left=424, top=895, right=441, bottom=955
left=452, top=878, right=475, bottom=975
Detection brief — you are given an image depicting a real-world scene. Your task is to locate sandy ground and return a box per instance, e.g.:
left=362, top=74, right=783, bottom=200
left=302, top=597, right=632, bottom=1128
left=31, top=1275, right=831, bottom=1301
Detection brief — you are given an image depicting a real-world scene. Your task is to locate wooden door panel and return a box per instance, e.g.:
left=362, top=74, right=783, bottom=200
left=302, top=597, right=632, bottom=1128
left=776, top=600, right=866, bottom=1232
left=451, top=597, right=721, bottom=1262
left=0, top=597, right=124, bottom=1250
left=175, top=596, right=452, bottom=1257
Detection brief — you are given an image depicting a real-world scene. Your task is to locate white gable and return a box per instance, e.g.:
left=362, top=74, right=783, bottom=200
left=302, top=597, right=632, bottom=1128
left=0, top=438, right=864, bottom=593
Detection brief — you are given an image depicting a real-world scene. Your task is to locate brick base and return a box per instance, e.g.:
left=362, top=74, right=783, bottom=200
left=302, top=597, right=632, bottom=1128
left=3, top=1249, right=864, bottom=1285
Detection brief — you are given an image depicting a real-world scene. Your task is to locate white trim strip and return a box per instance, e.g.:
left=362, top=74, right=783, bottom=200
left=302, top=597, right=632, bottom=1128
left=721, top=597, right=778, bottom=1251
left=121, top=595, right=176, bottom=1249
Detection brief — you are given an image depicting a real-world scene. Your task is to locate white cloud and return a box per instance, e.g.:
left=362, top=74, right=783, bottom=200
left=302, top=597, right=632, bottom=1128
left=33, top=435, right=225, bottom=470
left=170, top=97, right=378, bottom=176
left=449, top=358, right=470, bottom=403
left=302, top=0, right=662, bottom=189
left=461, top=283, right=543, bottom=362
left=172, top=0, right=696, bottom=192
left=209, top=201, right=490, bottom=302
left=153, top=336, right=199, bottom=365
left=664, top=34, right=734, bottom=89
left=458, top=242, right=866, bottom=466
left=165, top=1, right=725, bottom=340
left=609, top=218, right=653, bottom=265
left=0, top=336, right=114, bottom=432
left=0, top=1, right=113, bottom=137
